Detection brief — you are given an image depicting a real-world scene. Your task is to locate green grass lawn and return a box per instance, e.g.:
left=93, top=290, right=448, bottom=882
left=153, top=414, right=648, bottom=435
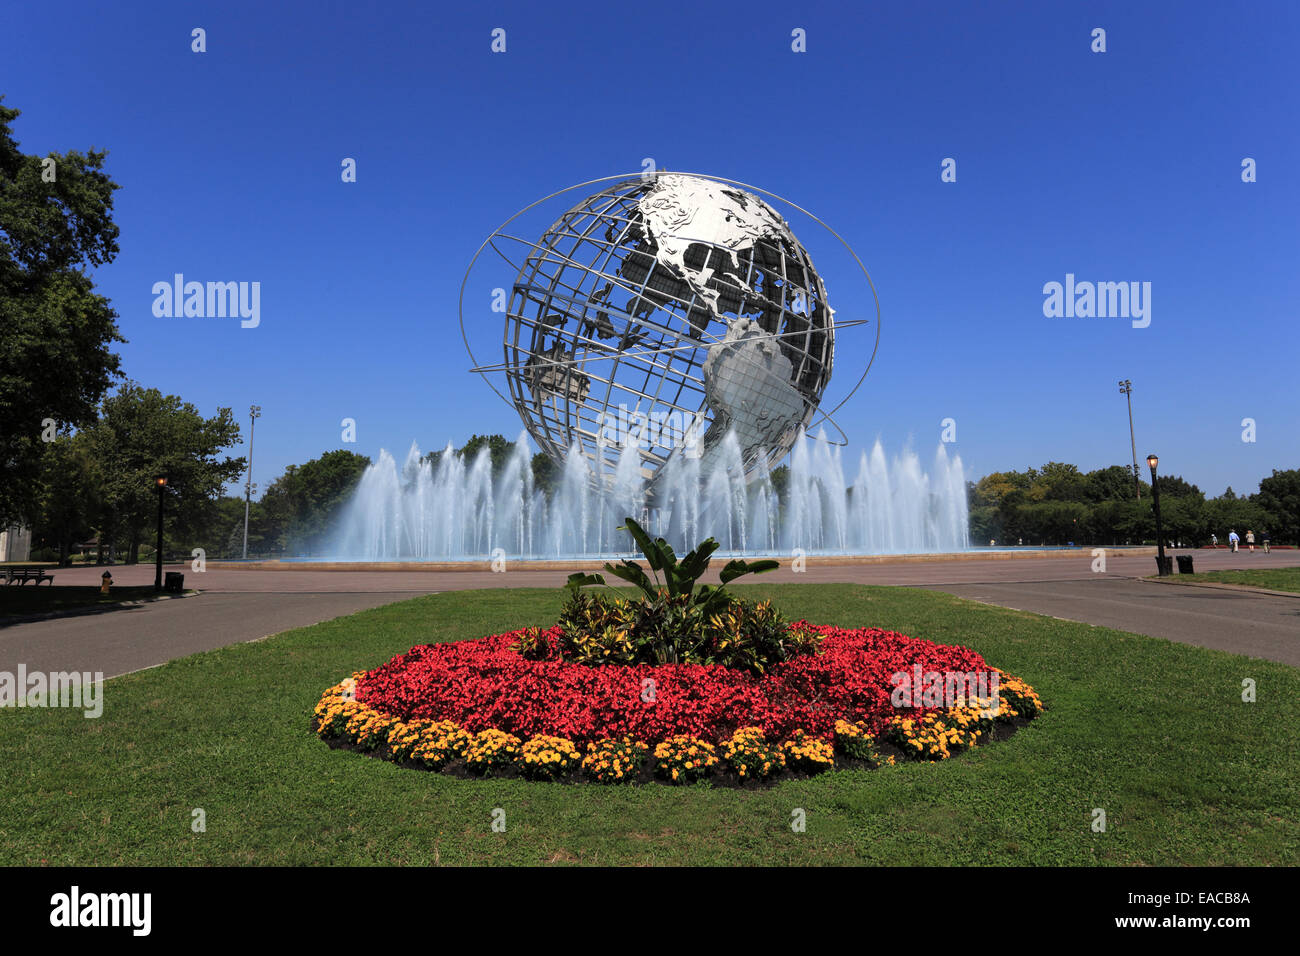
left=1, top=583, right=1295, bottom=866
left=1159, top=565, right=1300, bottom=594
left=0, top=585, right=183, bottom=617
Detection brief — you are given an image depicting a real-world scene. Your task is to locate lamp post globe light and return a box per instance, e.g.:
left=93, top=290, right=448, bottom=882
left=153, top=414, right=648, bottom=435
left=1146, top=454, right=1169, bottom=576
left=154, top=475, right=168, bottom=590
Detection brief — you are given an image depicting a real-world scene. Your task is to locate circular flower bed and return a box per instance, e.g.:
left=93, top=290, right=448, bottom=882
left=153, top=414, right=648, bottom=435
left=312, top=622, right=1044, bottom=786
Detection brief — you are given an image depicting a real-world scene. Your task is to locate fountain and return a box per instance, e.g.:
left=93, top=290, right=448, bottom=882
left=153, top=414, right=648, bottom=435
left=328, top=429, right=969, bottom=560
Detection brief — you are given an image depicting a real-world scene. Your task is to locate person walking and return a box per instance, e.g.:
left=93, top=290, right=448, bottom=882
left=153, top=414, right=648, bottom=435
left=1211, top=533, right=1218, bottom=548
left=1262, top=530, right=1270, bottom=554
left=1228, top=529, right=1240, bottom=553
left=1246, top=530, right=1255, bottom=553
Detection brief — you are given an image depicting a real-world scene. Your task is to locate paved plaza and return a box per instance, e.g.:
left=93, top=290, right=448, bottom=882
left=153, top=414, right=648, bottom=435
left=2, top=548, right=1296, bottom=677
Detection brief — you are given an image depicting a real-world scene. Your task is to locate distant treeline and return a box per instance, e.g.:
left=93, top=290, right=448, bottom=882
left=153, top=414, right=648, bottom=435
left=967, top=463, right=1299, bottom=548
left=417, top=442, right=1300, bottom=549
left=27, top=425, right=1299, bottom=562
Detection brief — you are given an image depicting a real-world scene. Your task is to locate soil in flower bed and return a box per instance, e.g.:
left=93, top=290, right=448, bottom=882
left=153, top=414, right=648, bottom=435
left=311, top=716, right=1037, bottom=788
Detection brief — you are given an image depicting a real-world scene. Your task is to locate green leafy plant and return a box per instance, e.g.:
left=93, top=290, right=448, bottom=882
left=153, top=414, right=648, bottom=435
left=553, top=592, right=640, bottom=665
left=554, top=517, right=816, bottom=674
left=514, top=625, right=552, bottom=661
left=568, top=516, right=778, bottom=615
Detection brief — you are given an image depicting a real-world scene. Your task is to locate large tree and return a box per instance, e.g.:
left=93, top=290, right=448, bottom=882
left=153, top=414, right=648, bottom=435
left=1084, top=465, right=1141, bottom=503
left=0, top=99, right=123, bottom=526
left=253, top=449, right=370, bottom=554
left=30, top=431, right=101, bottom=565
left=968, top=461, right=1224, bottom=545
left=86, top=382, right=244, bottom=562
left=1031, top=462, right=1087, bottom=502
left=1204, top=492, right=1267, bottom=544
left=208, top=495, right=252, bottom=559
left=1154, top=475, right=1203, bottom=500
left=1256, top=469, right=1300, bottom=546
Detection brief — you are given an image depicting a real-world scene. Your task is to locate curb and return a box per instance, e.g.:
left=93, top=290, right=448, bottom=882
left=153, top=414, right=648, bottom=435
left=1142, top=577, right=1300, bottom=600
left=208, top=548, right=1161, bottom=572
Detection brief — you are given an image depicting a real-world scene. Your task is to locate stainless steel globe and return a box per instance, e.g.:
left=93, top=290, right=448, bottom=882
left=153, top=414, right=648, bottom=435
left=500, top=173, right=835, bottom=486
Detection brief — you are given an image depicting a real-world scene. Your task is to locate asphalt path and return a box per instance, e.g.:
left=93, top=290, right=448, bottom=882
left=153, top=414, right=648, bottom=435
left=931, top=577, right=1300, bottom=666
left=0, top=591, right=419, bottom=678
left=1, top=549, right=1295, bottom=677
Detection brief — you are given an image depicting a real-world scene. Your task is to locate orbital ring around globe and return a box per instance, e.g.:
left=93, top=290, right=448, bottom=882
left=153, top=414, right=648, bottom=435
left=458, top=172, right=882, bottom=432
left=458, top=171, right=881, bottom=490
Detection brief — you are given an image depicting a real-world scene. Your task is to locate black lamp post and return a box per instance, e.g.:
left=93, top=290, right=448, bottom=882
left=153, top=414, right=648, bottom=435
left=154, top=475, right=168, bottom=590
left=1146, top=454, right=1168, bottom=575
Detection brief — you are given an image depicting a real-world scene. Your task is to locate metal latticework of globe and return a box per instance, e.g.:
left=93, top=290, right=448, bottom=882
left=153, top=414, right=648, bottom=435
left=499, top=173, right=835, bottom=488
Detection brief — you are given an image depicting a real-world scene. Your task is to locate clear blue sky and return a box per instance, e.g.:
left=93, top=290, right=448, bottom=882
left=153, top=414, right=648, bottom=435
left=5, top=0, right=1296, bottom=498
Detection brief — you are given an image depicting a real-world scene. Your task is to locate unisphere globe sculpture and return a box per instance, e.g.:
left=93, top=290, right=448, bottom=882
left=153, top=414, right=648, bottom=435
left=330, top=172, right=972, bottom=560
left=501, top=173, right=834, bottom=488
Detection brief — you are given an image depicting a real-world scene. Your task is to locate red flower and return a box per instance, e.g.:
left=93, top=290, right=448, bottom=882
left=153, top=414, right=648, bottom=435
left=354, top=622, right=992, bottom=746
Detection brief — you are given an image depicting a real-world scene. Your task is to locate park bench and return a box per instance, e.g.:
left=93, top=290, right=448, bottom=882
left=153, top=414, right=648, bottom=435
left=3, top=567, right=55, bottom=586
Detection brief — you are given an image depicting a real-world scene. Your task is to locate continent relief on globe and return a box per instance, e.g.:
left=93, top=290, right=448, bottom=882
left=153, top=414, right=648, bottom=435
left=636, top=174, right=801, bottom=317
left=700, top=317, right=807, bottom=462
left=508, top=172, right=830, bottom=480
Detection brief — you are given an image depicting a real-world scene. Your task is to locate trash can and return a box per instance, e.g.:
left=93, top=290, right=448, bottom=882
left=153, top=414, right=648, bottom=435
left=1154, top=556, right=1173, bottom=576
left=164, top=571, right=185, bottom=593
left=1176, top=555, right=1195, bottom=574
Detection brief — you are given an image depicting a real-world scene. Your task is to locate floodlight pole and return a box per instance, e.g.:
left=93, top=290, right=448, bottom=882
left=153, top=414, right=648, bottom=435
left=242, top=405, right=261, bottom=560
left=1119, top=380, right=1140, bottom=500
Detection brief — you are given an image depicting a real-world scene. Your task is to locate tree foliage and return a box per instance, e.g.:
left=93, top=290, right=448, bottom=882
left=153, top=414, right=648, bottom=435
left=969, top=461, right=1293, bottom=546
left=31, top=431, right=100, bottom=564
left=1256, top=469, right=1300, bottom=546
left=249, top=449, right=371, bottom=554
left=84, top=382, right=245, bottom=561
left=0, top=99, right=124, bottom=525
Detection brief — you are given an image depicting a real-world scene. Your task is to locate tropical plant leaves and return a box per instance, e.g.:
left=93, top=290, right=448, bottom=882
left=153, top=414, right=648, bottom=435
left=602, top=559, right=657, bottom=599
left=618, top=518, right=665, bottom=572
left=559, top=518, right=788, bottom=672
left=566, top=571, right=605, bottom=590
left=719, top=558, right=779, bottom=585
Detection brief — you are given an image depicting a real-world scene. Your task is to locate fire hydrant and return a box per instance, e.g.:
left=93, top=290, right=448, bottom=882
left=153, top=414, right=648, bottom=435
left=100, top=571, right=113, bottom=594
